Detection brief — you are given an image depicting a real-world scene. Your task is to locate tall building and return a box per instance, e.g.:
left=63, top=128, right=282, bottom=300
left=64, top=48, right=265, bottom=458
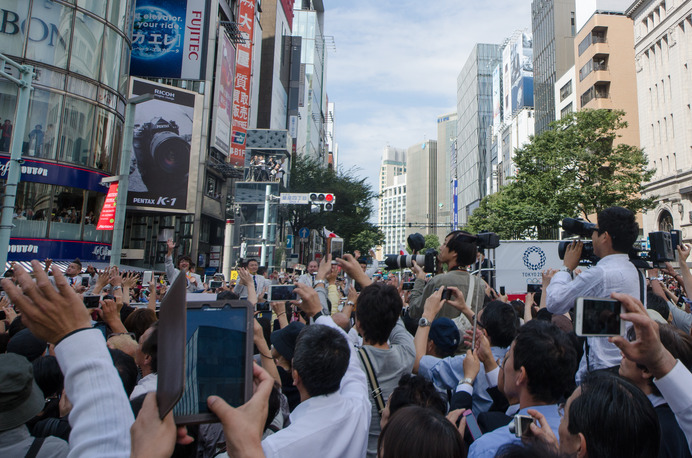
left=291, top=0, right=328, bottom=164
left=456, top=44, right=501, bottom=225
left=436, top=113, right=457, bottom=240
left=378, top=146, right=406, bottom=255
left=532, top=0, right=576, bottom=134
left=405, top=140, right=438, bottom=238
left=627, top=0, right=692, bottom=238
left=326, top=101, right=337, bottom=168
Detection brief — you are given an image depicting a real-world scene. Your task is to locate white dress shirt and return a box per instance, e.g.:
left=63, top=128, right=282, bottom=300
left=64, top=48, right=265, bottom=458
left=297, top=272, right=317, bottom=287
left=546, top=253, right=642, bottom=380
left=55, top=328, right=135, bottom=457
left=261, top=315, right=371, bottom=457
left=655, top=360, right=692, bottom=454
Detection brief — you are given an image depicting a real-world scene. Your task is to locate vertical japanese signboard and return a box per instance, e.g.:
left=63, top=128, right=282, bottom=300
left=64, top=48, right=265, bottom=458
left=229, top=0, right=257, bottom=167
left=97, top=183, right=119, bottom=230
left=130, top=0, right=210, bottom=80
left=211, top=32, right=236, bottom=155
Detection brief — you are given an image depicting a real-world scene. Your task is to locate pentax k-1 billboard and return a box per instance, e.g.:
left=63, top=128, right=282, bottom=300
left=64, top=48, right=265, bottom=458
left=127, top=78, right=202, bottom=213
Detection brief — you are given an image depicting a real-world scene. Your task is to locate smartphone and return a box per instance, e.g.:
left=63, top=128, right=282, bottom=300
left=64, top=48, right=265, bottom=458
left=81, top=276, right=90, bottom=288
left=83, top=295, right=101, bottom=308
left=0, top=310, right=5, bottom=320
left=509, top=414, right=535, bottom=438
left=268, top=284, right=297, bottom=301
left=210, top=281, right=222, bottom=289
left=440, top=288, right=453, bottom=301
left=575, top=297, right=626, bottom=337
left=328, top=237, right=344, bottom=263
left=526, top=284, right=542, bottom=293
left=171, top=300, right=253, bottom=424
left=142, top=271, right=153, bottom=284
left=499, top=286, right=506, bottom=295
left=463, top=410, right=483, bottom=441
left=256, top=301, right=271, bottom=312
left=401, top=281, right=415, bottom=291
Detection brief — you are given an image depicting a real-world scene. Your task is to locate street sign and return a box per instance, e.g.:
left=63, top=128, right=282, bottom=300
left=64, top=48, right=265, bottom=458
left=280, top=193, right=310, bottom=204
left=286, top=234, right=294, bottom=249
left=298, top=227, right=309, bottom=239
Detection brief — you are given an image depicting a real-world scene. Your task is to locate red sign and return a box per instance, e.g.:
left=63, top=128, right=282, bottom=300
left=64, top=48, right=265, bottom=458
left=97, top=183, right=119, bottom=230
left=229, top=0, right=257, bottom=167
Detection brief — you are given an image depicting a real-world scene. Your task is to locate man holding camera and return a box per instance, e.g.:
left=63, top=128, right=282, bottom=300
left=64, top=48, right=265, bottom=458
left=408, top=232, right=487, bottom=333
left=546, top=206, right=642, bottom=380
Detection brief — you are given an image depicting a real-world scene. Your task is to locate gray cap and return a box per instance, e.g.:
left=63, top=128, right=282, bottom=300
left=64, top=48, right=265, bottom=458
left=0, top=353, right=45, bottom=431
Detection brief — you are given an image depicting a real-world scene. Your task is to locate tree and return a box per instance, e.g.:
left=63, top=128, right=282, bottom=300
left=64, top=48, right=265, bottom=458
left=424, top=234, right=440, bottom=251
left=467, top=109, right=656, bottom=237
left=280, top=156, right=384, bottom=253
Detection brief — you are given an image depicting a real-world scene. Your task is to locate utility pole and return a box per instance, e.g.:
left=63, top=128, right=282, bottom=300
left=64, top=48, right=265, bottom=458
left=0, top=53, right=33, bottom=271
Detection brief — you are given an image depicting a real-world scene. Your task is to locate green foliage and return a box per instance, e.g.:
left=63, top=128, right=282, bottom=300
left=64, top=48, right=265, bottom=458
left=424, top=234, right=440, bottom=251
left=467, top=109, right=656, bottom=238
left=280, top=156, right=384, bottom=253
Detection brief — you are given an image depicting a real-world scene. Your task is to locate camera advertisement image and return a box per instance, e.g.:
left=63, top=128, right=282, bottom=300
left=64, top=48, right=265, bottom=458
left=128, top=78, right=200, bottom=211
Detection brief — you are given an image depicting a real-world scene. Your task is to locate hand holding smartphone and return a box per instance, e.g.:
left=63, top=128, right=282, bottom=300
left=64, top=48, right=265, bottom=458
left=575, top=297, right=625, bottom=337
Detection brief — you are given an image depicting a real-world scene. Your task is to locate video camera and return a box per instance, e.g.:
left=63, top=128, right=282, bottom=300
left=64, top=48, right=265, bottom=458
left=558, top=217, right=682, bottom=268
left=133, top=117, right=190, bottom=191
left=383, top=231, right=500, bottom=273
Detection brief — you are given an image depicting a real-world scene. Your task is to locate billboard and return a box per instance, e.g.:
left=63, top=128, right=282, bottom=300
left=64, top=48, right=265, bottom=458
left=502, top=32, right=533, bottom=122
left=229, top=0, right=258, bottom=168
left=0, top=155, right=108, bottom=192
left=127, top=78, right=202, bottom=212
left=211, top=31, right=236, bottom=155
left=130, top=0, right=210, bottom=80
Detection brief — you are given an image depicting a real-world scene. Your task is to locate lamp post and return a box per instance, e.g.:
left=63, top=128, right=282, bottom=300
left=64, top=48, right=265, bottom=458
left=0, top=53, right=33, bottom=271
left=109, top=93, right=154, bottom=267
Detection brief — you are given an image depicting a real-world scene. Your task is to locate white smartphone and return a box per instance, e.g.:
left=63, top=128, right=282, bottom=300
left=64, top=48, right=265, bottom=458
left=574, top=297, right=626, bottom=337
left=142, top=271, right=153, bottom=284
left=267, top=284, right=297, bottom=302
left=328, top=237, right=344, bottom=263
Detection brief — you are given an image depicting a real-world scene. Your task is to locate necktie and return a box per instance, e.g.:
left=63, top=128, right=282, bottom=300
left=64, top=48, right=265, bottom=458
left=311, top=274, right=315, bottom=287
left=253, top=276, right=257, bottom=291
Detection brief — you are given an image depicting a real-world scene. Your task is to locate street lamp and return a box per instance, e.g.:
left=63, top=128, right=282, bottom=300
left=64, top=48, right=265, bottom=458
left=110, top=93, right=154, bottom=267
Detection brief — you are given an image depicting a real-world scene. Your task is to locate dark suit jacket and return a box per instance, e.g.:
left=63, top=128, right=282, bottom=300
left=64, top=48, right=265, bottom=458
left=656, top=403, right=692, bottom=458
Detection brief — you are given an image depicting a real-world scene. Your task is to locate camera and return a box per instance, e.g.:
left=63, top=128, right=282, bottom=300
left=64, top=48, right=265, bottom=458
left=384, top=250, right=438, bottom=273
left=562, top=218, right=597, bottom=238
left=558, top=240, right=599, bottom=265
left=558, top=218, right=600, bottom=266
left=508, top=414, right=535, bottom=438
left=133, top=117, right=190, bottom=191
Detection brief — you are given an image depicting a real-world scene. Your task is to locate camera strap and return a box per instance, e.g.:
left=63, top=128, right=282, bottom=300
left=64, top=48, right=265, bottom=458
left=357, top=347, right=386, bottom=417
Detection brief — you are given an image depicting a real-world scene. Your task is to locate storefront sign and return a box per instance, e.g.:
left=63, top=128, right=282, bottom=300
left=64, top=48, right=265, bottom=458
left=97, top=182, right=118, bottom=230
left=0, top=154, right=109, bottom=192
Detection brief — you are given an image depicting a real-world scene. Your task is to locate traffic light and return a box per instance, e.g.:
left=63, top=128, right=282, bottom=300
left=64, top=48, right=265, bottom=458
left=308, top=193, right=335, bottom=211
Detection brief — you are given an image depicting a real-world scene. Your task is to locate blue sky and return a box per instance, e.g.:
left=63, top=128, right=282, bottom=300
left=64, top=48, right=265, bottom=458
left=325, top=0, right=531, bottom=197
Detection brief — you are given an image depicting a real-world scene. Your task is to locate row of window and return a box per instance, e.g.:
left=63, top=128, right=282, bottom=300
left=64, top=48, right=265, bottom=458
left=580, top=82, right=610, bottom=106
left=579, top=55, right=608, bottom=81
left=578, top=28, right=607, bottom=56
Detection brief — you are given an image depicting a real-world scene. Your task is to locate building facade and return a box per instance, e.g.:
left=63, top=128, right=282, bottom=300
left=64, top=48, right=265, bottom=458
left=0, top=0, right=134, bottom=265
left=456, top=44, right=501, bottom=225
left=436, top=112, right=457, bottom=240
left=554, top=65, right=577, bottom=120
left=378, top=146, right=406, bottom=255
left=627, top=0, right=692, bottom=238
left=405, top=140, right=438, bottom=238
left=532, top=0, right=577, bottom=134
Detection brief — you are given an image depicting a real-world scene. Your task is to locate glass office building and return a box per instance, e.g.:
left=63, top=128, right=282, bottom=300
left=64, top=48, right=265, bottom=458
left=0, top=0, right=134, bottom=264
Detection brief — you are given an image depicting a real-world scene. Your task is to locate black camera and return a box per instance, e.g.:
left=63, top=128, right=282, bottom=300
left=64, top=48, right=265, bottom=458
left=562, top=218, right=597, bottom=238
left=133, top=117, right=190, bottom=191
left=477, top=232, right=500, bottom=249
left=558, top=240, right=599, bottom=266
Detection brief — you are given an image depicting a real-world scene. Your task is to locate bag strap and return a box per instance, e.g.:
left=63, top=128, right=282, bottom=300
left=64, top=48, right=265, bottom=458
left=466, top=273, right=476, bottom=311
left=25, top=436, right=45, bottom=458
left=357, top=347, right=386, bottom=417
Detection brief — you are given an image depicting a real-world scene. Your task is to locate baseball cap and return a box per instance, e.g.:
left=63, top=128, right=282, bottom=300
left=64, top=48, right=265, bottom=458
left=270, top=321, right=305, bottom=361
left=429, top=318, right=461, bottom=357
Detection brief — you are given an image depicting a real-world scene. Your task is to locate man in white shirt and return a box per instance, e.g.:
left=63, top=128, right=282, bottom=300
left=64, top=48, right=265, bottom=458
left=234, top=259, right=268, bottom=299
left=260, top=283, right=371, bottom=457
left=546, top=206, right=642, bottom=381
left=165, top=239, right=202, bottom=292
left=297, top=260, right=319, bottom=287
left=131, top=323, right=158, bottom=400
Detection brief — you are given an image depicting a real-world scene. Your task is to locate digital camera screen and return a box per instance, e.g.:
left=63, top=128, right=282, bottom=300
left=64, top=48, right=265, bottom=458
left=582, top=299, right=621, bottom=335
left=173, top=306, right=247, bottom=416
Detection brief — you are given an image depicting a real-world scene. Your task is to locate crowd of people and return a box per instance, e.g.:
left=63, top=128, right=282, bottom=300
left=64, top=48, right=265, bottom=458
left=3, top=206, right=692, bottom=457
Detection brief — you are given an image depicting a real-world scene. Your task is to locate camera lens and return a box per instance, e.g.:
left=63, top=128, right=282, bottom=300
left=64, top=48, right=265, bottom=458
left=150, top=131, right=190, bottom=176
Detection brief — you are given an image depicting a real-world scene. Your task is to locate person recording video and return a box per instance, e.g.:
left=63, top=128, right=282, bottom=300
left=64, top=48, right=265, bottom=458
left=408, top=231, right=487, bottom=335
left=546, top=206, right=643, bottom=381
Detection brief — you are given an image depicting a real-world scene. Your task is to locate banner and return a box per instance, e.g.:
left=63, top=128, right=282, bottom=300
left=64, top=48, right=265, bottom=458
left=127, top=78, right=202, bottom=212
left=0, top=155, right=108, bottom=192
left=229, top=0, right=257, bottom=167
left=130, top=0, right=209, bottom=80
left=97, top=183, right=118, bottom=230
left=211, top=31, right=236, bottom=155
left=495, top=241, right=563, bottom=294
left=8, top=238, right=111, bottom=263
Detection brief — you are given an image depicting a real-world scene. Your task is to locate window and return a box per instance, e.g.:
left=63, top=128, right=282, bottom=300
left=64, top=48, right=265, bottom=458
left=560, top=81, right=572, bottom=101
left=205, top=174, right=222, bottom=200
